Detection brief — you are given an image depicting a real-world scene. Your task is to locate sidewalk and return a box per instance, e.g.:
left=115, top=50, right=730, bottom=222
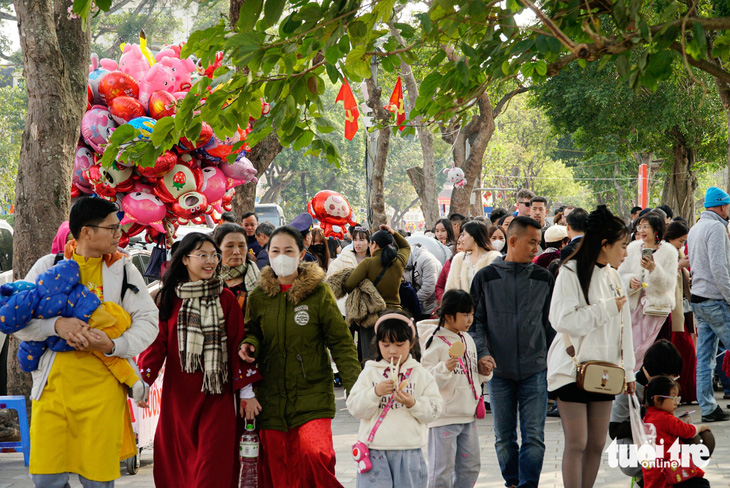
left=1, top=392, right=729, bottom=487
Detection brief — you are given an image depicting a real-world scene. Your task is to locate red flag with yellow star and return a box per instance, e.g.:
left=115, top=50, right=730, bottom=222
left=335, top=78, right=359, bottom=140
left=385, top=76, right=406, bottom=131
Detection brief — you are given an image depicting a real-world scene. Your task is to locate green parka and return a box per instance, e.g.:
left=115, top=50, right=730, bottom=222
left=244, top=262, right=361, bottom=431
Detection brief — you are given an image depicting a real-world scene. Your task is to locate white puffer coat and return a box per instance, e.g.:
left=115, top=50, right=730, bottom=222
left=618, top=240, right=678, bottom=311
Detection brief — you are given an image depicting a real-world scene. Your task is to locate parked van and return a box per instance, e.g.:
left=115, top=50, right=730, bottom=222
left=255, top=204, right=286, bottom=226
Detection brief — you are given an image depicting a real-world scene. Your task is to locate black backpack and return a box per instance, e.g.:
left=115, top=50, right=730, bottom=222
left=53, top=253, right=139, bottom=300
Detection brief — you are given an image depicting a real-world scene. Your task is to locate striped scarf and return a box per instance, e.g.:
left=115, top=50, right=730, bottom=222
left=175, top=277, right=227, bottom=394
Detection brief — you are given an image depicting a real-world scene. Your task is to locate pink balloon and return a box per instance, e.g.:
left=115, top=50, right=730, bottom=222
left=119, top=44, right=151, bottom=84
left=80, top=105, right=117, bottom=154
left=200, top=166, right=228, bottom=204
left=120, top=191, right=167, bottom=233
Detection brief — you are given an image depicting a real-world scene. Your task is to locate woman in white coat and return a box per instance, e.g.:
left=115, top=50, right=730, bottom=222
left=618, top=211, right=678, bottom=371
left=445, top=221, right=501, bottom=293
left=547, top=205, right=636, bottom=488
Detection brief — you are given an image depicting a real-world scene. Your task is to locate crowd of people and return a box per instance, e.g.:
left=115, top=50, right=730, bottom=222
left=13, top=186, right=730, bottom=488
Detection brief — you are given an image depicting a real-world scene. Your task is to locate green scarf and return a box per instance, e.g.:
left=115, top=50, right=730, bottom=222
left=175, top=277, right=227, bottom=394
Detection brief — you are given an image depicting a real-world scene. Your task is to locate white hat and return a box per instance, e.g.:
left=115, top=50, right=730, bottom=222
left=544, top=225, right=568, bottom=243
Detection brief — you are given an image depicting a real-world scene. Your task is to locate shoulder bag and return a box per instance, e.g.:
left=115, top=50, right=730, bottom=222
left=563, top=267, right=626, bottom=395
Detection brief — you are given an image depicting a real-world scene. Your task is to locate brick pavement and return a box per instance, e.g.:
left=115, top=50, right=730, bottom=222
left=1, top=391, right=729, bottom=487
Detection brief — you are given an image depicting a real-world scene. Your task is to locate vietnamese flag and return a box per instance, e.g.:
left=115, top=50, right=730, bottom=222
left=335, top=78, right=359, bottom=140
left=385, top=76, right=406, bottom=131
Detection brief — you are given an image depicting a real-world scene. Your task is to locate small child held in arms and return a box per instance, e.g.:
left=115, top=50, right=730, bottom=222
left=643, top=376, right=711, bottom=488
left=419, top=289, right=493, bottom=488
left=346, top=311, right=443, bottom=487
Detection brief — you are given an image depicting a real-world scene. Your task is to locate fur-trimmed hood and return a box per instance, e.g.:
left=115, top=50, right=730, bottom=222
left=258, top=262, right=326, bottom=305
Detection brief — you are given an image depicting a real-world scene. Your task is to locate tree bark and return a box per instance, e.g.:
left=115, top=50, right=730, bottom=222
left=448, top=94, right=496, bottom=217
left=365, top=75, right=390, bottom=227
left=388, top=23, right=439, bottom=229
left=9, top=0, right=90, bottom=403
left=662, top=128, right=697, bottom=223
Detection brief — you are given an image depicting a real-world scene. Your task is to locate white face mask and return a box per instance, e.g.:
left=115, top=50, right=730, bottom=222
left=491, top=239, right=506, bottom=252
left=270, top=254, right=300, bottom=277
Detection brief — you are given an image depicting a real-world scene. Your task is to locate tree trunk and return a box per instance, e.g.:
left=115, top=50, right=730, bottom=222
left=365, top=75, right=390, bottom=227
left=448, top=94, right=496, bottom=217
left=228, top=0, right=283, bottom=218
left=9, top=0, right=90, bottom=404
left=662, top=128, right=697, bottom=223
left=388, top=23, right=439, bottom=229
left=230, top=133, right=283, bottom=217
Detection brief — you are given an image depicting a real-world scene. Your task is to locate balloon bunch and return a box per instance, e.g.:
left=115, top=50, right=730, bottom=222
left=73, top=34, right=271, bottom=248
left=307, top=190, right=357, bottom=240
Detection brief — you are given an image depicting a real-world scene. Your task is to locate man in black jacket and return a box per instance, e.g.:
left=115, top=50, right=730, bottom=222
left=560, top=207, right=588, bottom=262
left=470, top=216, right=554, bottom=488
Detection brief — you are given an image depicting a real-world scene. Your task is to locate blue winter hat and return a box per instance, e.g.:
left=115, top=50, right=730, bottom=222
left=704, top=187, right=730, bottom=208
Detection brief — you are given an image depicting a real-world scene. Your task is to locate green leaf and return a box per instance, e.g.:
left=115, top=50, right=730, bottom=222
left=264, top=0, right=285, bottom=28
left=612, top=0, right=628, bottom=30
left=417, top=13, right=432, bottom=34
left=348, top=20, right=368, bottom=43
left=693, top=22, right=707, bottom=54
left=615, top=54, right=630, bottom=78
left=501, top=59, right=511, bottom=75
left=456, top=59, right=470, bottom=85
left=521, top=63, right=535, bottom=78
left=95, top=0, right=112, bottom=12
left=325, top=63, right=340, bottom=83
left=292, top=130, right=315, bottom=151
left=236, top=0, right=263, bottom=33
left=295, top=3, right=322, bottom=22
left=151, top=117, right=175, bottom=147
left=345, top=44, right=367, bottom=69
left=534, top=59, right=547, bottom=76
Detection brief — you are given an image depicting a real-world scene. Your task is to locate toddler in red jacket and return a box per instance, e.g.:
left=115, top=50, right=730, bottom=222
left=642, top=376, right=711, bottom=488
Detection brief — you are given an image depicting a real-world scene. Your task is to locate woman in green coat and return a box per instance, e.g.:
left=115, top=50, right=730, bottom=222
left=240, top=225, right=360, bottom=488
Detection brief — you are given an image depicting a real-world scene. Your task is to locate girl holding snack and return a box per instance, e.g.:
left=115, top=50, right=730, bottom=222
left=346, top=311, right=443, bottom=487
left=419, top=289, right=494, bottom=488
left=642, top=376, right=711, bottom=488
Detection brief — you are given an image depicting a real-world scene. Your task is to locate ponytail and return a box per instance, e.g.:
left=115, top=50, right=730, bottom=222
left=371, top=230, right=398, bottom=268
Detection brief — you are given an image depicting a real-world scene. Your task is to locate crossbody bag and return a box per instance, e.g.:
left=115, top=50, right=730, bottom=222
left=352, top=367, right=413, bottom=473
left=437, top=336, right=486, bottom=419
left=563, top=267, right=626, bottom=396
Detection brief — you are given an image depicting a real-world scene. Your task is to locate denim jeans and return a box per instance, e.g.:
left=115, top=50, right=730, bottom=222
left=487, top=369, right=547, bottom=488
left=31, top=474, right=114, bottom=488
left=691, top=300, right=730, bottom=415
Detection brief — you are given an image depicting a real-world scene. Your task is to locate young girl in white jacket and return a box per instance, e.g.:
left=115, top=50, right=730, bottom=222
left=419, top=289, right=493, bottom=488
left=547, top=206, right=636, bottom=488
left=346, top=311, right=443, bottom=488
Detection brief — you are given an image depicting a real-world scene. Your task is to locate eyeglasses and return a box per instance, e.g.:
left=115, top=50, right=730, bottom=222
left=187, top=253, right=221, bottom=263
left=87, top=224, right=121, bottom=235
left=657, top=395, right=681, bottom=404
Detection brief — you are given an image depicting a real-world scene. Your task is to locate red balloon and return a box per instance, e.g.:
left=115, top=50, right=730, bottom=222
left=98, top=71, right=139, bottom=105
left=180, top=122, right=213, bottom=150
left=148, top=90, right=177, bottom=120
left=136, top=150, right=177, bottom=179
left=87, top=85, right=93, bottom=103
left=109, top=96, right=146, bottom=124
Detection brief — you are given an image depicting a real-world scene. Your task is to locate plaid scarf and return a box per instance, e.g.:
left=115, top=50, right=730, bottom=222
left=220, top=262, right=259, bottom=292
left=175, top=277, right=228, bottom=394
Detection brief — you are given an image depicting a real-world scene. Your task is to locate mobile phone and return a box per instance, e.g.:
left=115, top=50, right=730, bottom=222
left=642, top=248, right=654, bottom=259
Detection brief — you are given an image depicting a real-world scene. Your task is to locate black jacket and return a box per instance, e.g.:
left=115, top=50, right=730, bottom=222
left=560, top=236, right=583, bottom=262
left=469, top=257, right=555, bottom=380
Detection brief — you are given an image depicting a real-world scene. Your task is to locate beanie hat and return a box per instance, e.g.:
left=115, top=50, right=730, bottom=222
left=703, top=187, right=730, bottom=208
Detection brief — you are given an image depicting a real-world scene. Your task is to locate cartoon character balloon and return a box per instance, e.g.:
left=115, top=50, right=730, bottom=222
left=120, top=191, right=167, bottom=233
left=307, top=190, right=357, bottom=239
left=219, top=153, right=257, bottom=184
left=157, top=55, right=196, bottom=92
left=119, top=43, right=151, bottom=84
left=138, top=63, right=175, bottom=108
left=83, top=162, right=135, bottom=199
left=72, top=141, right=95, bottom=197
left=154, top=160, right=209, bottom=224
left=98, top=71, right=139, bottom=105
left=443, top=163, right=466, bottom=189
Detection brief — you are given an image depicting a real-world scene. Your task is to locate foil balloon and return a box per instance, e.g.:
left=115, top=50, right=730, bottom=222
left=120, top=191, right=167, bottom=233
left=154, top=161, right=209, bottom=224
left=179, top=122, right=213, bottom=151
left=83, top=162, right=135, bottom=199
left=147, top=90, right=177, bottom=120
left=119, top=43, right=151, bottom=85
left=88, top=54, right=110, bottom=106
left=127, top=117, right=157, bottom=142
left=135, top=150, right=177, bottom=179
left=81, top=105, right=117, bottom=154
left=200, top=166, right=229, bottom=212
left=157, top=56, right=196, bottom=93
left=98, top=71, right=139, bottom=105
left=138, top=63, right=175, bottom=108
left=306, top=190, right=357, bottom=239
left=219, top=153, right=257, bottom=184
left=108, top=96, right=146, bottom=124
left=72, top=141, right=95, bottom=197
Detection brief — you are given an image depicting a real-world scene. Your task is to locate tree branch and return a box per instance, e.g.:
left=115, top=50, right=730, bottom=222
left=493, top=86, right=529, bottom=119
left=0, top=10, right=16, bottom=22
left=670, top=41, right=730, bottom=85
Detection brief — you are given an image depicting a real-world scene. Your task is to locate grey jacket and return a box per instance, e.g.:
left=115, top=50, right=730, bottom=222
left=469, top=257, right=555, bottom=380
left=405, top=244, right=442, bottom=315
left=687, top=210, right=730, bottom=303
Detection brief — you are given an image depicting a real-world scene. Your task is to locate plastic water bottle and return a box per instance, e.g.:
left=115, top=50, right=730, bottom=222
left=239, top=420, right=259, bottom=488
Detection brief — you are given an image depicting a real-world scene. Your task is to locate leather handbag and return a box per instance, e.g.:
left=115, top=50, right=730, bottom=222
left=564, top=268, right=626, bottom=396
